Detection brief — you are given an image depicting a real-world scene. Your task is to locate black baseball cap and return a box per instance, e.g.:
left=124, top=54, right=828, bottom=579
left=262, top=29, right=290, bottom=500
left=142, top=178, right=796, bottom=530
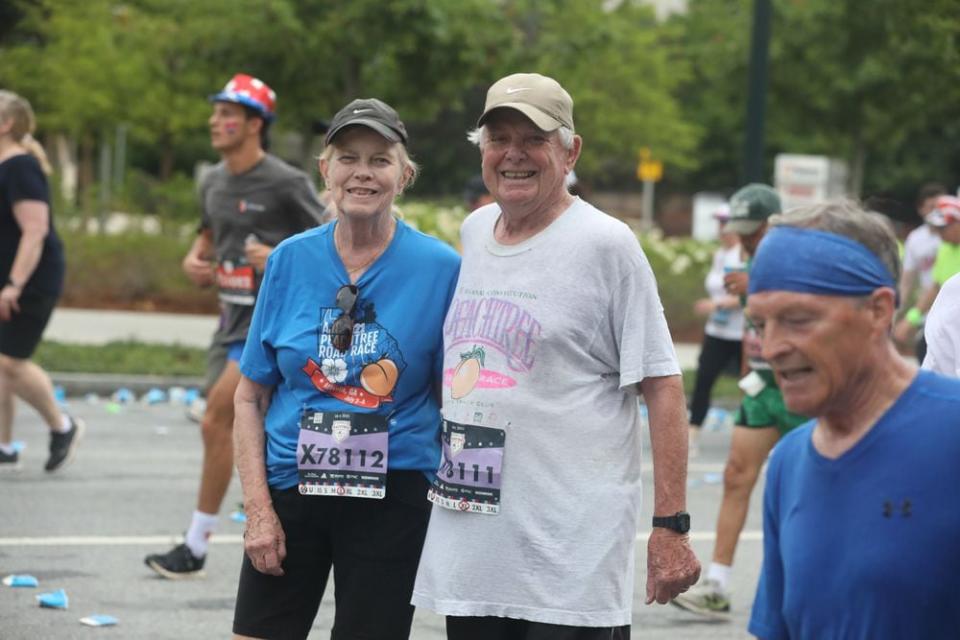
left=324, top=98, right=408, bottom=146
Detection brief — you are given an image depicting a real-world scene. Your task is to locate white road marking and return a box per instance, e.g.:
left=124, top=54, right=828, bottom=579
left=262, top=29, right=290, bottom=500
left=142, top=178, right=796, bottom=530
left=0, top=531, right=762, bottom=546
left=0, top=534, right=244, bottom=547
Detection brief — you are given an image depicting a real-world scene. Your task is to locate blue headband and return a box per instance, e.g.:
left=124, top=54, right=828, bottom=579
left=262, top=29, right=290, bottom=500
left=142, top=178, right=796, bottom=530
left=749, top=226, right=897, bottom=301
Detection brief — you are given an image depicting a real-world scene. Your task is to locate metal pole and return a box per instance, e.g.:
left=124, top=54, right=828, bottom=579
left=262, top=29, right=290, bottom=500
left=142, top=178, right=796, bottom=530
left=113, top=123, right=127, bottom=190
left=98, top=129, right=111, bottom=233
left=743, top=0, right=771, bottom=183
left=641, top=179, right=655, bottom=231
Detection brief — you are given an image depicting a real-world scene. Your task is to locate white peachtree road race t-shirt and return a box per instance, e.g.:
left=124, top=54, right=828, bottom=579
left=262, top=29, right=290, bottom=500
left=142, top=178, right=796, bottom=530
left=412, top=198, right=681, bottom=627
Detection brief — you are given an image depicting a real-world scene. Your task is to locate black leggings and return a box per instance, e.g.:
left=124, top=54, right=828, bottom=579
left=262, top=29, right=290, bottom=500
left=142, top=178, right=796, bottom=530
left=688, top=334, right=742, bottom=427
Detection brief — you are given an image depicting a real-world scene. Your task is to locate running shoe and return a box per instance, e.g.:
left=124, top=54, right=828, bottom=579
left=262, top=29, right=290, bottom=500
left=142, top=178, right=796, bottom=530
left=186, top=398, right=206, bottom=424
left=45, top=416, right=85, bottom=472
left=0, top=448, right=20, bottom=471
left=670, top=578, right=732, bottom=619
left=144, top=543, right=206, bottom=579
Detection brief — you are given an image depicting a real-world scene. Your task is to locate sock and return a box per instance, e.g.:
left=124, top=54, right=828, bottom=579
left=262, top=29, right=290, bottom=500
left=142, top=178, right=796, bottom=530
left=707, top=562, right=732, bottom=590
left=185, top=511, right=218, bottom=558
left=0, top=443, right=15, bottom=455
left=53, top=414, right=72, bottom=434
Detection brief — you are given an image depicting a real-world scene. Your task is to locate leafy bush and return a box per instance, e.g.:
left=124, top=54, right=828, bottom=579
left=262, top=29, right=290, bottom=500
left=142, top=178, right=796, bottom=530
left=60, top=232, right=218, bottom=313
left=56, top=199, right=715, bottom=337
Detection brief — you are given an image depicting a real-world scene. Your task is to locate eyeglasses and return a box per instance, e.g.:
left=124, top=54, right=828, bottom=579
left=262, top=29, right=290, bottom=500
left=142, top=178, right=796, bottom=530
left=330, top=285, right=359, bottom=353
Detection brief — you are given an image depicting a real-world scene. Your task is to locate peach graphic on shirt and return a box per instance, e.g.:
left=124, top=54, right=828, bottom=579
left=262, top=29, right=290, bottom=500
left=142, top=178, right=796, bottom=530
left=360, top=358, right=399, bottom=397
left=451, top=346, right=485, bottom=399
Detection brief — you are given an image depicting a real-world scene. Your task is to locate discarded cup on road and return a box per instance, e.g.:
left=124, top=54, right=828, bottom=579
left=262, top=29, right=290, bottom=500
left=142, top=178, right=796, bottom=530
left=183, top=388, right=201, bottom=405
left=84, top=393, right=101, bottom=405
left=80, top=614, right=118, bottom=627
left=53, top=385, right=67, bottom=406
left=3, top=574, right=39, bottom=588
left=168, top=386, right=187, bottom=404
left=111, top=388, right=135, bottom=404
left=143, top=388, right=167, bottom=405
left=37, top=588, right=68, bottom=609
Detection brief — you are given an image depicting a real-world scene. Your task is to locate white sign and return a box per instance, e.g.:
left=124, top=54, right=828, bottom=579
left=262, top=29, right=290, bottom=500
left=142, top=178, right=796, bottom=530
left=775, top=154, right=848, bottom=212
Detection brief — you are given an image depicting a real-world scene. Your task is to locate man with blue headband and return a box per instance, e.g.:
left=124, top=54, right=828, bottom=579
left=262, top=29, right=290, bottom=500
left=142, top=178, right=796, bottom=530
left=746, top=201, right=960, bottom=639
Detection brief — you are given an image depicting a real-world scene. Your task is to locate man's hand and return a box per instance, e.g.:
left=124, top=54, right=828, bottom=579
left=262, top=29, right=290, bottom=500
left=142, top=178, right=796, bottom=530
left=0, top=284, right=21, bottom=322
left=243, top=503, right=287, bottom=576
left=244, top=239, right=272, bottom=273
left=693, top=298, right=714, bottom=316
left=645, top=528, right=700, bottom=604
left=723, top=271, right=749, bottom=296
left=182, top=253, right=215, bottom=287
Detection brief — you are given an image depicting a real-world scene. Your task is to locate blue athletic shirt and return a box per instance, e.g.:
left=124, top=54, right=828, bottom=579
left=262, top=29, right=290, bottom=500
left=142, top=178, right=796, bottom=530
left=749, top=370, right=960, bottom=640
left=240, top=219, right=460, bottom=489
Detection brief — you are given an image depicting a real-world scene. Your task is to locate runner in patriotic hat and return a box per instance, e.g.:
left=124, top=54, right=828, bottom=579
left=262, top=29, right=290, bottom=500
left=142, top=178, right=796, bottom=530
left=210, top=73, right=276, bottom=121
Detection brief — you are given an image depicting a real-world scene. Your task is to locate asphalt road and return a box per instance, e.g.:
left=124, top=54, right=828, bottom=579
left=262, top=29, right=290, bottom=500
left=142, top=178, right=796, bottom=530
left=1, top=402, right=762, bottom=639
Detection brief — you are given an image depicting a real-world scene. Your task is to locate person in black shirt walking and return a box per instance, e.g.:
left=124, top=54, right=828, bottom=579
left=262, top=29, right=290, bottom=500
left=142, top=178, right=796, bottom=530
left=0, top=90, right=83, bottom=473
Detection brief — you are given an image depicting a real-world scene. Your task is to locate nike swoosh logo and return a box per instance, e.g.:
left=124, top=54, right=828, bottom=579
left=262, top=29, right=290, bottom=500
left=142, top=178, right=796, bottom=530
left=505, top=88, right=530, bottom=94
left=352, top=108, right=372, bottom=114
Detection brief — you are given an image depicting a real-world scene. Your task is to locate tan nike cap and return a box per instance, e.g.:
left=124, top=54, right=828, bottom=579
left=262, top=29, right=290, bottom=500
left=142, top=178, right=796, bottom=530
left=477, top=73, right=574, bottom=132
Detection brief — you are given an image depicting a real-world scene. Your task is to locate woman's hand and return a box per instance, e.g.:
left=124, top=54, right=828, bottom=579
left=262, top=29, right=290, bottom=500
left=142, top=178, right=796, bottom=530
left=0, top=284, right=21, bottom=322
left=244, top=503, right=287, bottom=576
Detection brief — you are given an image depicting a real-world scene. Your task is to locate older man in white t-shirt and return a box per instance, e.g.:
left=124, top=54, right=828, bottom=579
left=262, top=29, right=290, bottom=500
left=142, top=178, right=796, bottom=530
left=413, top=73, right=699, bottom=640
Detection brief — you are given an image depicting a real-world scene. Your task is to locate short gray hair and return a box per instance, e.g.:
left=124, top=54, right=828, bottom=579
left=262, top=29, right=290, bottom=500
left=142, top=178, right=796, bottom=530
left=768, top=199, right=902, bottom=287
left=466, top=124, right=576, bottom=151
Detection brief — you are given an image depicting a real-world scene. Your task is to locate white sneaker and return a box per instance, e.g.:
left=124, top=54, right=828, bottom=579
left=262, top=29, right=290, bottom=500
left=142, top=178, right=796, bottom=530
left=186, top=398, right=207, bottom=423
left=671, top=578, right=731, bottom=619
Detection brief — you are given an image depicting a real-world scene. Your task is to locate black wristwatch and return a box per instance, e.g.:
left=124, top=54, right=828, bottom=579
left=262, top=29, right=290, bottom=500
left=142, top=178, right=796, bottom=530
left=652, top=511, right=691, bottom=534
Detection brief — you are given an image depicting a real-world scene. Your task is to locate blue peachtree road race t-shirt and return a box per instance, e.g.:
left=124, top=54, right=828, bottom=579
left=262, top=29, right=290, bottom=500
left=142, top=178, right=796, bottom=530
left=749, top=370, right=960, bottom=640
left=240, top=219, right=460, bottom=490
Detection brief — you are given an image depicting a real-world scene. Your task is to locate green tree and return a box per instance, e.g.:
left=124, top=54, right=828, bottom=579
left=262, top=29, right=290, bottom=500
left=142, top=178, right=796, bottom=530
left=670, top=0, right=960, bottom=200
left=494, top=0, right=702, bottom=186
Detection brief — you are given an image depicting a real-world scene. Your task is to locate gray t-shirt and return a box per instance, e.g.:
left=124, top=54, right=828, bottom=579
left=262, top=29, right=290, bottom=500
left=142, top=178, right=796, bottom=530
left=412, top=198, right=680, bottom=627
left=200, top=154, right=326, bottom=344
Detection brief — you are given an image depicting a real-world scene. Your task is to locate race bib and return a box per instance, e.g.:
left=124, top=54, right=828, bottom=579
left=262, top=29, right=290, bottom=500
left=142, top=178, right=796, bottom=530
left=297, top=410, right=389, bottom=499
left=428, top=419, right=504, bottom=515
left=216, top=259, right=256, bottom=306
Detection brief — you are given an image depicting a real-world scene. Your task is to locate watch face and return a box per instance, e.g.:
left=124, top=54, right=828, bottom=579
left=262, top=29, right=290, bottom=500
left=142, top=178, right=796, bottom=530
left=677, top=512, right=691, bottom=534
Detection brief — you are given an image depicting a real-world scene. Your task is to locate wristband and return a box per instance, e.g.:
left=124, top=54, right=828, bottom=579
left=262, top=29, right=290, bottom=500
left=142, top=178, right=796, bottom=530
left=905, top=307, right=925, bottom=327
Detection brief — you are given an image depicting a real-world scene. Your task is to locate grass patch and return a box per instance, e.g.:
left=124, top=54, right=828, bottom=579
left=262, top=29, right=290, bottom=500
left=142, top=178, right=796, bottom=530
left=35, top=340, right=206, bottom=377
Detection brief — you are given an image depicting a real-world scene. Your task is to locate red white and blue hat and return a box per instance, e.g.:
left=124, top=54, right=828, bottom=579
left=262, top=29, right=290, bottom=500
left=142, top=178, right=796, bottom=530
left=210, top=74, right=276, bottom=121
left=926, top=195, right=960, bottom=227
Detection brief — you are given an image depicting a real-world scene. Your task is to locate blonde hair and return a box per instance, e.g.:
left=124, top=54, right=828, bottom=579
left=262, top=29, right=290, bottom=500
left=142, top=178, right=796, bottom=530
left=0, top=90, right=53, bottom=175
left=319, top=136, right=419, bottom=194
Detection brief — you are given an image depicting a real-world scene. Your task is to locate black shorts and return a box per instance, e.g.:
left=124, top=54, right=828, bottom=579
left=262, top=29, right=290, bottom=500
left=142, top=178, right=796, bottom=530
left=0, top=290, right=58, bottom=359
left=233, top=470, right=431, bottom=640
left=446, top=616, right=631, bottom=640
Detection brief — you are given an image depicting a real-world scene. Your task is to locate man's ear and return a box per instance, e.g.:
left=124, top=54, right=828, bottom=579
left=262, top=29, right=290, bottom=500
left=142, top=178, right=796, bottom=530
left=566, top=135, right=583, bottom=172
left=247, top=115, right=264, bottom=137
left=870, top=287, right=897, bottom=330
